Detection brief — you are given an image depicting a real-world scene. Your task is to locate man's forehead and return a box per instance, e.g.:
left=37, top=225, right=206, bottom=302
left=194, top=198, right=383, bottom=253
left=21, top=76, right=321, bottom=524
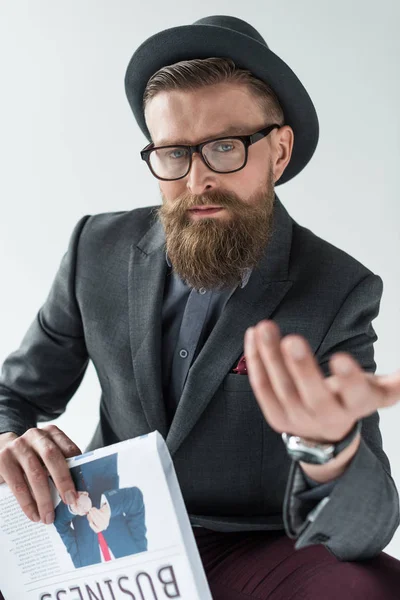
left=153, top=123, right=258, bottom=147
left=146, top=85, right=263, bottom=146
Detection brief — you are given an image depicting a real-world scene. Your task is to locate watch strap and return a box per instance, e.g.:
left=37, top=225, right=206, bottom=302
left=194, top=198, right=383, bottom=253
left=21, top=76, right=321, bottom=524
left=331, top=419, right=362, bottom=457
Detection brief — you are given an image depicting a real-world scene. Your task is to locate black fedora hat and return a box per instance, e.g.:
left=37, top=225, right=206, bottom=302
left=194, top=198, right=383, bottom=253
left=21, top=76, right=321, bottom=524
left=125, top=15, right=319, bottom=186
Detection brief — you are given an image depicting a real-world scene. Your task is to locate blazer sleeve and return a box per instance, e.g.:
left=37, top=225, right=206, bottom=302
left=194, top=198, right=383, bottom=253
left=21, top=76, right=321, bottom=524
left=283, top=273, right=400, bottom=561
left=103, top=487, right=148, bottom=552
left=54, top=501, right=81, bottom=568
left=0, top=215, right=91, bottom=435
left=296, top=471, right=339, bottom=501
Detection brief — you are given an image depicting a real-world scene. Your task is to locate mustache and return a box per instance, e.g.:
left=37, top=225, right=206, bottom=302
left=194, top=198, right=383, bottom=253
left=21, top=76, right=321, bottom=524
left=160, top=189, right=253, bottom=217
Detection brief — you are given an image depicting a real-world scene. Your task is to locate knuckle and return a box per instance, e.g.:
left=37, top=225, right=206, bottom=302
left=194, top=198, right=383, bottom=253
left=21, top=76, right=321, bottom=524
left=12, top=437, right=28, bottom=454
left=27, top=463, right=47, bottom=484
left=41, top=442, right=57, bottom=461
left=13, top=480, right=29, bottom=495
left=42, top=424, right=59, bottom=435
left=67, top=443, right=79, bottom=454
left=0, top=445, right=11, bottom=465
left=22, top=427, right=41, bottom=440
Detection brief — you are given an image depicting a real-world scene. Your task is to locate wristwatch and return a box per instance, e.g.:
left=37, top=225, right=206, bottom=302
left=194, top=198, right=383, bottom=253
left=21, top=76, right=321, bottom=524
left=281, top=420, right=362, bottom=465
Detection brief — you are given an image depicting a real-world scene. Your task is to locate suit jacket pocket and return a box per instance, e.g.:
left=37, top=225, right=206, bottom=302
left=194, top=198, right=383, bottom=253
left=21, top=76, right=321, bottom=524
left=223, top=373, right=254, bottom=393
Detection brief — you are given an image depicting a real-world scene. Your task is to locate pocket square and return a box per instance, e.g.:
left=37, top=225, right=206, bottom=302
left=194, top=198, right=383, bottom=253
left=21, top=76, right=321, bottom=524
left=232, top=355, right=247, bottom=374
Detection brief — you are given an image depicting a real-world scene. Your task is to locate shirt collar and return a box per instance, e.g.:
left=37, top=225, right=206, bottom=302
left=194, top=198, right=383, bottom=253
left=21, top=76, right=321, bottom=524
left=165, top=251, right=252, bottom=290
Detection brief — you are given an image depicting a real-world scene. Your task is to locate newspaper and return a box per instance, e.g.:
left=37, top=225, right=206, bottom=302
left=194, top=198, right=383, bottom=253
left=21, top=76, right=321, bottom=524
left=0, top=431, right=212, bottom=600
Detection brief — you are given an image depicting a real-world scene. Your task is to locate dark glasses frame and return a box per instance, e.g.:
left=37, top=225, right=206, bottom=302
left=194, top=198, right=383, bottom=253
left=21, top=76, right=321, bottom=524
left=140, top=123, right=281, bottom=181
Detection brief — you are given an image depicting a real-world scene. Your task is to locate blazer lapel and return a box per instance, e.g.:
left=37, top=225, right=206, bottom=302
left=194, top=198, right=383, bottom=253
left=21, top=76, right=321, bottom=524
left=128, top=214, right=169, bottom=439
left=166, top=196, right=294, bottom=455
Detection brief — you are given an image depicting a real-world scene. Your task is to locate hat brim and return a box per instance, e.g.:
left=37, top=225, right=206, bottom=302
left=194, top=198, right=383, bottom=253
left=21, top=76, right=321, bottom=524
left=125, top=24, right=319, bottom=185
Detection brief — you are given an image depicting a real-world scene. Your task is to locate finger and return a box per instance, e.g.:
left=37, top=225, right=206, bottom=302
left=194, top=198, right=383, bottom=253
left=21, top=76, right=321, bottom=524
left=244, top=326, right=286, bottom=430
left=8, top=436, right=58, bottom=524
left=88, top=509, right=101, bottom=531
left=281, top=335, right=339, bottom=416
left=330, top=353, right=395, bottom=413
left=0, top=432, right=19, bottom=484
left=89, top=507, right=100, bottom=522
left=35, top=424, right=81, bottom=479
left=253, top=321, right=304, bottom=414
left=365, top=369, right=400, bottom=406
left=0, top=447, right=40, bottom=522
left=41, top=425, right=82, bottom=458
left=24, top=429, right=78, bottom=510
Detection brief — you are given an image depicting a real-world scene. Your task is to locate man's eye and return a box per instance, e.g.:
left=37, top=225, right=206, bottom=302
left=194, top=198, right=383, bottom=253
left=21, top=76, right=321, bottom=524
left=168, top=149, right=187, bottom=159
left=211, top=142, right=235, bottom=153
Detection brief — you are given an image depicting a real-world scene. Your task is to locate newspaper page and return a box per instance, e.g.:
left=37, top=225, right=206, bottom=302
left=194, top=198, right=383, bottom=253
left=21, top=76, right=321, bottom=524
left=0, top=431, right=212, bottom=600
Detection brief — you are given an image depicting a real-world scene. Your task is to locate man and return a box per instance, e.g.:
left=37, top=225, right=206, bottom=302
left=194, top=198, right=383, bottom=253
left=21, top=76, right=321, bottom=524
left=0, top=14, right=400, bottom=599
left=54, top=453, right=147, bottom=568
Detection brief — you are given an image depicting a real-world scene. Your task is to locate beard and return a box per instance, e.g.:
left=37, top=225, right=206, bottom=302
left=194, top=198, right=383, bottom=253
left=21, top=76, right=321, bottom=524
left=156, top=166, right=276, bottom=290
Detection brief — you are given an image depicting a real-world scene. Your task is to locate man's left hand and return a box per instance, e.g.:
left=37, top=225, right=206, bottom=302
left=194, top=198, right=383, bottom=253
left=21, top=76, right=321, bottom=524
left=244, top=320, right=400, bottom=444
left=87, top=503, right=111, bottom=533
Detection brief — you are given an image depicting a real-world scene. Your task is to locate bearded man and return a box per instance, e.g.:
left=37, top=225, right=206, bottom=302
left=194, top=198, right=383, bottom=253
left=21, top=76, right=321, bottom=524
left=0, top=15, right=400, bottom=600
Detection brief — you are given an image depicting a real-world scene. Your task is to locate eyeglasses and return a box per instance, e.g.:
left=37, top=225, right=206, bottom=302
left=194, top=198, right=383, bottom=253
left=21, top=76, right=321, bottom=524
left=140, top=124, right=281, bottom=181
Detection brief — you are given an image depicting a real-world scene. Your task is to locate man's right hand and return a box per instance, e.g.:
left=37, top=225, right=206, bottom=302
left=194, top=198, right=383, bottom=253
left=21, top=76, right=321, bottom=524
left=0, top=425, right=82, bottom=525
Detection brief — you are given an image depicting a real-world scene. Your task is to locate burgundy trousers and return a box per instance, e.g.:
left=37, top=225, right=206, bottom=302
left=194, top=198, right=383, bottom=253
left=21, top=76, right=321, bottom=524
left=193, top=527, right=400, bottom=600
left=1, top=530, right=399, bottom=600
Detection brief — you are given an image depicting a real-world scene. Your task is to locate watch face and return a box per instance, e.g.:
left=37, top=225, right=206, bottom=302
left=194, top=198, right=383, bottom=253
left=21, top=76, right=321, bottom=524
left=301, top=439, right=334, bottom=450
left=290, top=450, right=330, bottom=465
left=283, top=421, right=361, bottom=465
left=283, top=434, right=335, bottom=464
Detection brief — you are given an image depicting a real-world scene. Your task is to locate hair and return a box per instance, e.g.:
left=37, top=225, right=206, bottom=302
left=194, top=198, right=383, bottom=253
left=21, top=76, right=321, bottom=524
left=142, top=57, right=285, bottom=126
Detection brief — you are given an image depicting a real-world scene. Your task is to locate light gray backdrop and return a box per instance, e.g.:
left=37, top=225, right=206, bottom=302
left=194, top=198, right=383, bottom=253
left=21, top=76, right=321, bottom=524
left=0, top=1, right=399, bottom=558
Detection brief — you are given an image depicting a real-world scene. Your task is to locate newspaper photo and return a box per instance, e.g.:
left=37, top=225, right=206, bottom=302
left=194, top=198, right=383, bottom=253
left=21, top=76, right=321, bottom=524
left=0, top=431, right=212, bottom=600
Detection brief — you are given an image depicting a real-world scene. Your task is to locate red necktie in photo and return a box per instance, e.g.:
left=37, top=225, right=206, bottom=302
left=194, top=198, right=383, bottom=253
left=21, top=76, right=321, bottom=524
left=97, top=532, right=111, bottom=561
left=78, top=471, right=112, bottom=562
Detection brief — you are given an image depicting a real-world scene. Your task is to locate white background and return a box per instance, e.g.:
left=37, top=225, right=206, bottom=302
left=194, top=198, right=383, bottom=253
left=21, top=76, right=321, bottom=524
left=0, top=1, right=399, bottom=558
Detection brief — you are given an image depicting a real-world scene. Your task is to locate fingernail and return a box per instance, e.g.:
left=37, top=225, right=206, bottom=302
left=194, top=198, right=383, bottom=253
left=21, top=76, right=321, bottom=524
left=31, top=511, right=40, bottom=523
left=65, top=491, right=76, bottom=504
left=45, top=511, right=54, bottom=525
left=290, top=339, right=305, bottom=360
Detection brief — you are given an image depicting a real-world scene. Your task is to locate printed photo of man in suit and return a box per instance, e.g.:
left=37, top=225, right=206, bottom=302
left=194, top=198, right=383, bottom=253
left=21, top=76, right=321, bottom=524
left=1, top=12, right=400, bottom=600
left=54, top=453, right=147, bottom=568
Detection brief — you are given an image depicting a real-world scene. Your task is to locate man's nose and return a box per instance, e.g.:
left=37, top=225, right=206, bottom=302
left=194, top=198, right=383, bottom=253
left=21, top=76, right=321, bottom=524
left=186, top=152, right=218, bottom=196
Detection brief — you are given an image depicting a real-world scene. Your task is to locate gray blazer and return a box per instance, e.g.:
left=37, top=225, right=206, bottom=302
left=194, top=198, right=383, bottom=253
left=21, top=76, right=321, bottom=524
left=0, top=197, right=398, bottom=561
